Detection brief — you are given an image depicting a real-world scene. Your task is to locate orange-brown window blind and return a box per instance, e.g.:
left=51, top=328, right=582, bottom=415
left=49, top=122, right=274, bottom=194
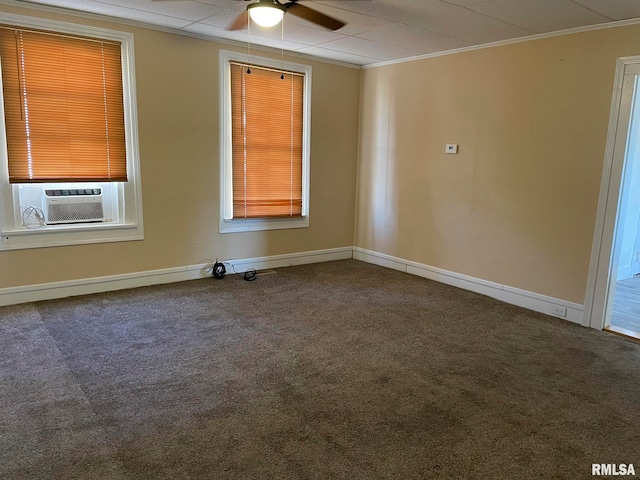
left=230, top=62, right=303, bottom=219
left=0, top=26, right=127, bottom=183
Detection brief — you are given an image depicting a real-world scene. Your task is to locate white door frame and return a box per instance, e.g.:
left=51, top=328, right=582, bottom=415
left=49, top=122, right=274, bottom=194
left=583, top=57, right=640, bottom=329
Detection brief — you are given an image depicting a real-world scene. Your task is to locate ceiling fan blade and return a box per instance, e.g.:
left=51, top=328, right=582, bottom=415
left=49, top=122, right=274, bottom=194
left=286, top=3, right=346, bottom=31
left=228, top=10, right=249, bottom=31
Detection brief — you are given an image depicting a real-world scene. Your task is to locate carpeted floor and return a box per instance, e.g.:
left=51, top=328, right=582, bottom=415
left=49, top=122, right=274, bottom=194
left=0, top=259, right=638, bottom=479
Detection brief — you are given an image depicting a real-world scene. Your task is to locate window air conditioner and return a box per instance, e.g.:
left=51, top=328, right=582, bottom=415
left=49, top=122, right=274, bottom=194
left=43, top=188, right=104, bottom=225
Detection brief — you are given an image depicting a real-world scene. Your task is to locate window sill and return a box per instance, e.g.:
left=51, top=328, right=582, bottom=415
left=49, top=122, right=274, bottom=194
left=1, top=223, right=143, bottom=250
left=219, top=216, right=309, bottom=234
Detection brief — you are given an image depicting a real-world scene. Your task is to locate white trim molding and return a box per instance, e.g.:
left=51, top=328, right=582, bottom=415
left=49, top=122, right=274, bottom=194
left=583, top=57, right=640, bottom=330
left=216, top=246, right=352, bottom=272
left=364, top=17, right=640, bottom=69
left=218, top=50, right=311, bottom=234
left=354, top=247, right=584, bottom=325
left=0, top=11, right=144, bottom=251
left=0, top=247, right=353, bottom=307
left=1, top=245, right=585, bottom=326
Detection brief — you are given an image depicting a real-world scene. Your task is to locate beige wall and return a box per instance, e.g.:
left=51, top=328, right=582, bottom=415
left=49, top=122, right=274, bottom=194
left=4, top=2, right=640, bottom=307
left=0, top=4, right=360, bottom=289
left=356, top=24, right=640, bottom=304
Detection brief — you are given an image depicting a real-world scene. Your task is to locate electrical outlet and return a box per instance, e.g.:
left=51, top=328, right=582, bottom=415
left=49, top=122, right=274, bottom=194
left=551, top=306, right=567, bottom=318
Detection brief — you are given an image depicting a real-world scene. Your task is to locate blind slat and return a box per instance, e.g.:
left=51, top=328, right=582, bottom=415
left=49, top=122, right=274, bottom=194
left=0, top=26, right=127, bottom=184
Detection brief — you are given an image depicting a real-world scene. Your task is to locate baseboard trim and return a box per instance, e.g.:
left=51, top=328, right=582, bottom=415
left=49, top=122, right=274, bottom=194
left=0, top=246, right=353, bottom=307
left=214, top=246, right=353, bottom=272
left=353, top=247, right=585, bottom=325
left=0, top=245, right=585, bottom=325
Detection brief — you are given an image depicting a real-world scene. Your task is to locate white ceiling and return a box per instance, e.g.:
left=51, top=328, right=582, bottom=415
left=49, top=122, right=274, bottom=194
left=12, top=0, right=640, bottom=66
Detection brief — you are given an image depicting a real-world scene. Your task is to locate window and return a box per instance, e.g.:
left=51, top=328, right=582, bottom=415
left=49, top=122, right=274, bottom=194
left=0, top=13, right=142, bottom=250
left=220, top=50, right=310, bottom=233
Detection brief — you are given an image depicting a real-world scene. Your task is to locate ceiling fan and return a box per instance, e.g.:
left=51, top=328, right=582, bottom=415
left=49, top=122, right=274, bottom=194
left=228, top=0, right=347, bottom=31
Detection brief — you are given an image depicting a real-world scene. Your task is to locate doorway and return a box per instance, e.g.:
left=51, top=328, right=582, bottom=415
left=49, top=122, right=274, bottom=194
left=584, top=57, right=640, bottom=336
left=608, top=72, right=640, bottom=338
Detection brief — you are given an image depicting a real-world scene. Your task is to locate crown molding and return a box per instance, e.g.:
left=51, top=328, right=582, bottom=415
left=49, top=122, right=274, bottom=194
left=363, top=16, right=640, bottom=69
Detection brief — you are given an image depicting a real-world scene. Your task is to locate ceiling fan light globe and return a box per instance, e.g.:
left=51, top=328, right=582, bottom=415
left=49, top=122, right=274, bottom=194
left=249, top=6, right=284, bottom=28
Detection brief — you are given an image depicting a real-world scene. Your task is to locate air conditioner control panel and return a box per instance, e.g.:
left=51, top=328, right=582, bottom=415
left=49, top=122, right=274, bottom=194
left=44, top=188, right=102, bottom=196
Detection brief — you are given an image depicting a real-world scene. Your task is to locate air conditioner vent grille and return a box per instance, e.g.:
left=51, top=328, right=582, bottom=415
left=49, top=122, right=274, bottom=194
left=47, top=202, right=104, bottom=224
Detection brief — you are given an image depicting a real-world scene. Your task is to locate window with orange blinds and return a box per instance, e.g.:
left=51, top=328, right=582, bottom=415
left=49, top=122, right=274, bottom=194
left=230, top=62, right=303, bottom=219
left=0, top=26, right=126, bottom=184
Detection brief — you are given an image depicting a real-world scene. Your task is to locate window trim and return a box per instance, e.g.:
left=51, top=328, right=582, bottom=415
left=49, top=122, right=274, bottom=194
left=0, top=12, right=143, bottom=251
left=219, top=50, right=311, bottom=234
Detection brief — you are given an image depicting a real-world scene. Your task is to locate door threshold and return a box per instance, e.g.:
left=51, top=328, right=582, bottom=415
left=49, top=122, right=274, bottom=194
left=605, top=325, right=640, bottom=341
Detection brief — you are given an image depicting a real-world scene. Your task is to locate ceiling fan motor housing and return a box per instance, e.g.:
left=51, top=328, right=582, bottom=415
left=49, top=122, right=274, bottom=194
left=231, top=0, right=347, bottom=31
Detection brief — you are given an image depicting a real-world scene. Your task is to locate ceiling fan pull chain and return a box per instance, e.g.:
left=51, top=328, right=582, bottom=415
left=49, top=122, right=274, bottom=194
left=247, top=19, right=252, bottom=74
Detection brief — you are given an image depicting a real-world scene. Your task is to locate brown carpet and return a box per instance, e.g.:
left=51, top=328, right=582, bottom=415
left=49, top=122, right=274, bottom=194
left=0, top=259, right=638, bottom=479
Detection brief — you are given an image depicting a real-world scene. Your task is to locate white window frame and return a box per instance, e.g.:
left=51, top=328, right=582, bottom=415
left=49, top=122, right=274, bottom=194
left=219, top=50, right=311, bottom=234
left=0, top=12, right=143, bottom=251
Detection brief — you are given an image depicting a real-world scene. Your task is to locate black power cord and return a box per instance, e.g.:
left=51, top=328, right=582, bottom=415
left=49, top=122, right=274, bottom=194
left=212, top=260, right=257, bottom=282
left=212, top=261, right=226, bottom=279
left=243, top=268, right=257, bottom=281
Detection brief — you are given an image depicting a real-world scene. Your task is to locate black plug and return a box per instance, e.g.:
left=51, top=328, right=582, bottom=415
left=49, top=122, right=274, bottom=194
left=213, top=261, right=226, bottom=279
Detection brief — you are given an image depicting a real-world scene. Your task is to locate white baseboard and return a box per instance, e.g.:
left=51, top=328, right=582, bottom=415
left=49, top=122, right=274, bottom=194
left=0, top=245, right=585, bottom=326
left=0, top=246, right=353, bottom=307
left=353, top=247, right=585, bottom=325
left=215, top=246, right=353, bottom=272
